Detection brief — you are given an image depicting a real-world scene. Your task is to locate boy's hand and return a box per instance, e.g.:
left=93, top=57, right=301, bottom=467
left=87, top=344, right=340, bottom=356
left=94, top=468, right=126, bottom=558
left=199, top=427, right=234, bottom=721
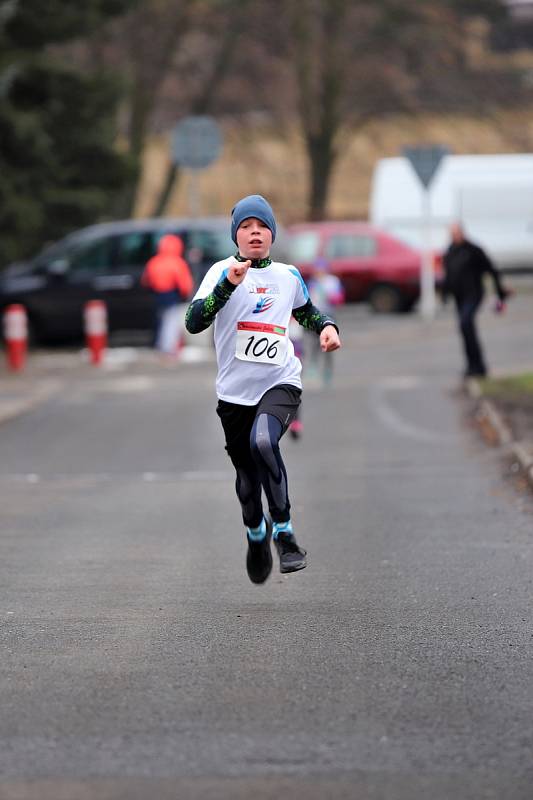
left=227, top=258, right=251, bottom=286
left=320, top=325, right=341, bottom=352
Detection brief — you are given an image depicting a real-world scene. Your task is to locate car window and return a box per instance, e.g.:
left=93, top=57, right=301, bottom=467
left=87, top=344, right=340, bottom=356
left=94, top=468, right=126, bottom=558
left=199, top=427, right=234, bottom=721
left=34, top=241, right=70, bottom=271
left=288, top=231, right=320, bottom=262
left=115, top=232, right=157, bottom=269
left=324, top=234, right=377, bottom=259
left=186, top=229, right=234, bottom=262
left=68, top=237, right=115, bottom=277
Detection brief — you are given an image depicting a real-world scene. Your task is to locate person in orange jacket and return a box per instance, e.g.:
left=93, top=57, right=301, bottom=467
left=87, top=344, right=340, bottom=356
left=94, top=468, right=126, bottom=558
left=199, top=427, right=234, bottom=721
left=142, top=234, right=194, bottom=356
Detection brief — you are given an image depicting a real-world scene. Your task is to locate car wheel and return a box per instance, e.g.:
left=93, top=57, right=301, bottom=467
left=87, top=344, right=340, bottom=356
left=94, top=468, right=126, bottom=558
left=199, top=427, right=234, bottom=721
left=368, top=284, right=403, bottom=314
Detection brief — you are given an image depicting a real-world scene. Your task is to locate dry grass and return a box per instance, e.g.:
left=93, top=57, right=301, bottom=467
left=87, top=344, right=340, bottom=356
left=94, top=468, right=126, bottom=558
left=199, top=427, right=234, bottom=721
left=134, top=108, right=533, bottom=224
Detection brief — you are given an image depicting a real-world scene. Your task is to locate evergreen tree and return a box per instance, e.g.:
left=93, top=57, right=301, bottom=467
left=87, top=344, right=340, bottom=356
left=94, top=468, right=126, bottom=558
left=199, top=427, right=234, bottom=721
left=0, top=0, right=135, bottom=266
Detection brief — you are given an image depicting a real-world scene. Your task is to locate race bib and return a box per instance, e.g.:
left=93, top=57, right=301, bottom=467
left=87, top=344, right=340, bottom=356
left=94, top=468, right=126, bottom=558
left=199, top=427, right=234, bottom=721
left=235, top=321, right=287, bottom=365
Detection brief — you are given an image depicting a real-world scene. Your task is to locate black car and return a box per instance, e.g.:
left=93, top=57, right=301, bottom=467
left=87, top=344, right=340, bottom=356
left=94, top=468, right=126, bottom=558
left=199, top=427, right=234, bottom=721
left=0, top=217, right=237, bottom=344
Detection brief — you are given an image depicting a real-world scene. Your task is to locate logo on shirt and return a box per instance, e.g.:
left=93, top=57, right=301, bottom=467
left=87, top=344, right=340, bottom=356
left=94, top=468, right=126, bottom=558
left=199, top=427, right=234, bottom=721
left=252, top=297, right=275, bottom=313
left=248, top=283, right=280, bottom=295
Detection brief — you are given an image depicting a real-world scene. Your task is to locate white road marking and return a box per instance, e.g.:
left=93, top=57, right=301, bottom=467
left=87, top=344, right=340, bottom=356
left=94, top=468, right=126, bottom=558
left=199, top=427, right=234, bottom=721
left=370, top=376, right=460, bottom=444
left=181, top=471, right=228, bottom=481
left=0, top=470, right=228, bottom=485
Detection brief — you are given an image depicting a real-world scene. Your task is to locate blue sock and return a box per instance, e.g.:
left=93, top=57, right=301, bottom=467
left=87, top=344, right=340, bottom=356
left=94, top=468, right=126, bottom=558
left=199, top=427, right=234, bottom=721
left=247, top=517, right=267, bottom=541
left=272, top=520, right=293, bottom=540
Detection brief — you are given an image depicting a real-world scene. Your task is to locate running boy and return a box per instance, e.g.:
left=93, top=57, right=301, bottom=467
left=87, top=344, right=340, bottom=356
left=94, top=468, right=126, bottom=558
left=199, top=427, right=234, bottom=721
left=185, top=195, right=341, bottom=584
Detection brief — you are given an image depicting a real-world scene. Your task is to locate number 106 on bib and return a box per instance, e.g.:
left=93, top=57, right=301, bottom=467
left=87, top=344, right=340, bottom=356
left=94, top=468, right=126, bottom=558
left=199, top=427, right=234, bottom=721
left=235, top=321, right=287, bottom=365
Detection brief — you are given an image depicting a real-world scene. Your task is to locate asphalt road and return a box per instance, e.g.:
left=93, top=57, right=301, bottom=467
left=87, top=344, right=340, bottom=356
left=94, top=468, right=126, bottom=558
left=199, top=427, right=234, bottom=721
left=1, top=293, right=532, bottom=800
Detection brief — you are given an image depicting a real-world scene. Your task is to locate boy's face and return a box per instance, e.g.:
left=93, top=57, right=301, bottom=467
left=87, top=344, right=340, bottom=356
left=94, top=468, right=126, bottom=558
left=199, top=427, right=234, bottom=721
left=236, top=217, right=272, bottom=260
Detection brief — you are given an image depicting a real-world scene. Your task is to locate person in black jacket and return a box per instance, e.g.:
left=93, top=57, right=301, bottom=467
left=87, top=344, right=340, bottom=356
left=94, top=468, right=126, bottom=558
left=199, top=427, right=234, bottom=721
left=442, top=223, right=510, bottom=378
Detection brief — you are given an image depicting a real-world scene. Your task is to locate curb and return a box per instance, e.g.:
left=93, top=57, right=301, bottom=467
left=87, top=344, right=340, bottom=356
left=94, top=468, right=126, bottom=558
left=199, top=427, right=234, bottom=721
left=465, top=378, right=533, bottom=492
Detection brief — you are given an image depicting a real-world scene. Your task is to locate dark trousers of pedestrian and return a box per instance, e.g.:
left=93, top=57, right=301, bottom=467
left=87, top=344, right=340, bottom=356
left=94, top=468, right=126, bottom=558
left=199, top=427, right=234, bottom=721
left=455, top=294, right=486, bottom=377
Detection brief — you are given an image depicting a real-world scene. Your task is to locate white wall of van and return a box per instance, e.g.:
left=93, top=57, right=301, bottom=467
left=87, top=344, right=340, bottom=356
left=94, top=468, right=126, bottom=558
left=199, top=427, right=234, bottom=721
left=369, top=154, right=533, bottom=272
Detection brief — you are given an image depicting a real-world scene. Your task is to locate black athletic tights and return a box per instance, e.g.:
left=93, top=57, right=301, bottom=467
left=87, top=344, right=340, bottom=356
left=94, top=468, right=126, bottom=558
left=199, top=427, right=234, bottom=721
left=229, top=412, right=291, bottom=528
left=217, top=386, right=301, bottom=529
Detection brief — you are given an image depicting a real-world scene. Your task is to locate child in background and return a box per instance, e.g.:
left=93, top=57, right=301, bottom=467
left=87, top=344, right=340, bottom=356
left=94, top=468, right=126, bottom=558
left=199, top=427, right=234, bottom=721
left=142, top=234, right=194, bottom=358
left=287, top=317, right=304, bottom=440
left=305, top=259, right=345, bottom=386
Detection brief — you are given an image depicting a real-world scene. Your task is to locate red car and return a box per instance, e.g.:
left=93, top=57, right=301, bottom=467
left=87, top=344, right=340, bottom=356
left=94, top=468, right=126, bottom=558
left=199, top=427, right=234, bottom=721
left=286, top=221, right=435, bottom=313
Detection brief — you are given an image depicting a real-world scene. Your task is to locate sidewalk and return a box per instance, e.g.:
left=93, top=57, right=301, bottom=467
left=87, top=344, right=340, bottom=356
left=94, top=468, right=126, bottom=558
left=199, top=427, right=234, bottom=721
left=0, top=343, right=215, bottom=426
left=0, top=350, right=79, bottom=425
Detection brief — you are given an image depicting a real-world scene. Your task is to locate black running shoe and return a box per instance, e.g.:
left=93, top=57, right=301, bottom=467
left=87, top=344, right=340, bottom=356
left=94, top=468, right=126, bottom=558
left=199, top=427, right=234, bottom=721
left=246, top=519, right=273, bottom=584
left=274, top=531, right=307, bottom=573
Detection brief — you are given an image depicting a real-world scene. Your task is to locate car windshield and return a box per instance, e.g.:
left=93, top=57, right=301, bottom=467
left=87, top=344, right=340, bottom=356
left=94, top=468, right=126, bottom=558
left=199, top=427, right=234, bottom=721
left=288, top=231, right=320, bottom=262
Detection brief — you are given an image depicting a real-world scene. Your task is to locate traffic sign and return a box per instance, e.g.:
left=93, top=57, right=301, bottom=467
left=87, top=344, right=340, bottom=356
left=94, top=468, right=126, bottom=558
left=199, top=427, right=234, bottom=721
left=172, top=116, right=222, bottom=169
left=402, top=145, right=450, bottom=321
left=403, top=145, right=450, bottom=189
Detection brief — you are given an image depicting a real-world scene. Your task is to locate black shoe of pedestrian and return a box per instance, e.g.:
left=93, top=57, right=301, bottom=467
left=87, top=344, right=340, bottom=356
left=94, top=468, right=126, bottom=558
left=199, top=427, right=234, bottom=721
left=464, top=367, right=487, bottom=379
left=274, top=531, right=307, bottom=574
left=246, top=521, right=273, bottom=585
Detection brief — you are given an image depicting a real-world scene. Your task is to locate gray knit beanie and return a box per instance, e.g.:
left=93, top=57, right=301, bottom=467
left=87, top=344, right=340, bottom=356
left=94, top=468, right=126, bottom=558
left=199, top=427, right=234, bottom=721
left=230, top=195, right=277, bottom=244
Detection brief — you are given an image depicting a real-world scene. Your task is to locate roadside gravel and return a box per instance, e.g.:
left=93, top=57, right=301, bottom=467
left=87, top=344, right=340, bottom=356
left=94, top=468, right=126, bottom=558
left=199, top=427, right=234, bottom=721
left=466, top=377, right=533, bottom=492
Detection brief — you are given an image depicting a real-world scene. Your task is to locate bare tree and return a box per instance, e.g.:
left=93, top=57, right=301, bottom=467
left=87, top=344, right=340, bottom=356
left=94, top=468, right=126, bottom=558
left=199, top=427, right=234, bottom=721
left=100, top=0, right=198, bottom=215
left=90, top=0, right=259, bottom=216
left=82, top=0, right=518, bottom=222
left=279, top=0, right=513, bottom=219
left=151, top=0, right=255, bottom=215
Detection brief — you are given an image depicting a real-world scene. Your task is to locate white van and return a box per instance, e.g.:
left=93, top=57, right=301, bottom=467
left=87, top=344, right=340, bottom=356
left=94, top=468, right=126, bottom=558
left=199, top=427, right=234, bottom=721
left=369, top=153, right=533, bottom=272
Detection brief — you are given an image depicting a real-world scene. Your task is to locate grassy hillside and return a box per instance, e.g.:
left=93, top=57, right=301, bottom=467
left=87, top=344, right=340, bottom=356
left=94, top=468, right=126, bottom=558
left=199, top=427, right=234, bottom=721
left=134, top=108, right=533, bottom=225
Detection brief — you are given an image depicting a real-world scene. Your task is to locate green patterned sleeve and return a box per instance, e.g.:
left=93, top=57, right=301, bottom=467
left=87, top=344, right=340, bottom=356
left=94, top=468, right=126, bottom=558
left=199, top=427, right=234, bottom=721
left=293, top=300, right=339, bottom=335
left=185, top=277, right=237, bottom=333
